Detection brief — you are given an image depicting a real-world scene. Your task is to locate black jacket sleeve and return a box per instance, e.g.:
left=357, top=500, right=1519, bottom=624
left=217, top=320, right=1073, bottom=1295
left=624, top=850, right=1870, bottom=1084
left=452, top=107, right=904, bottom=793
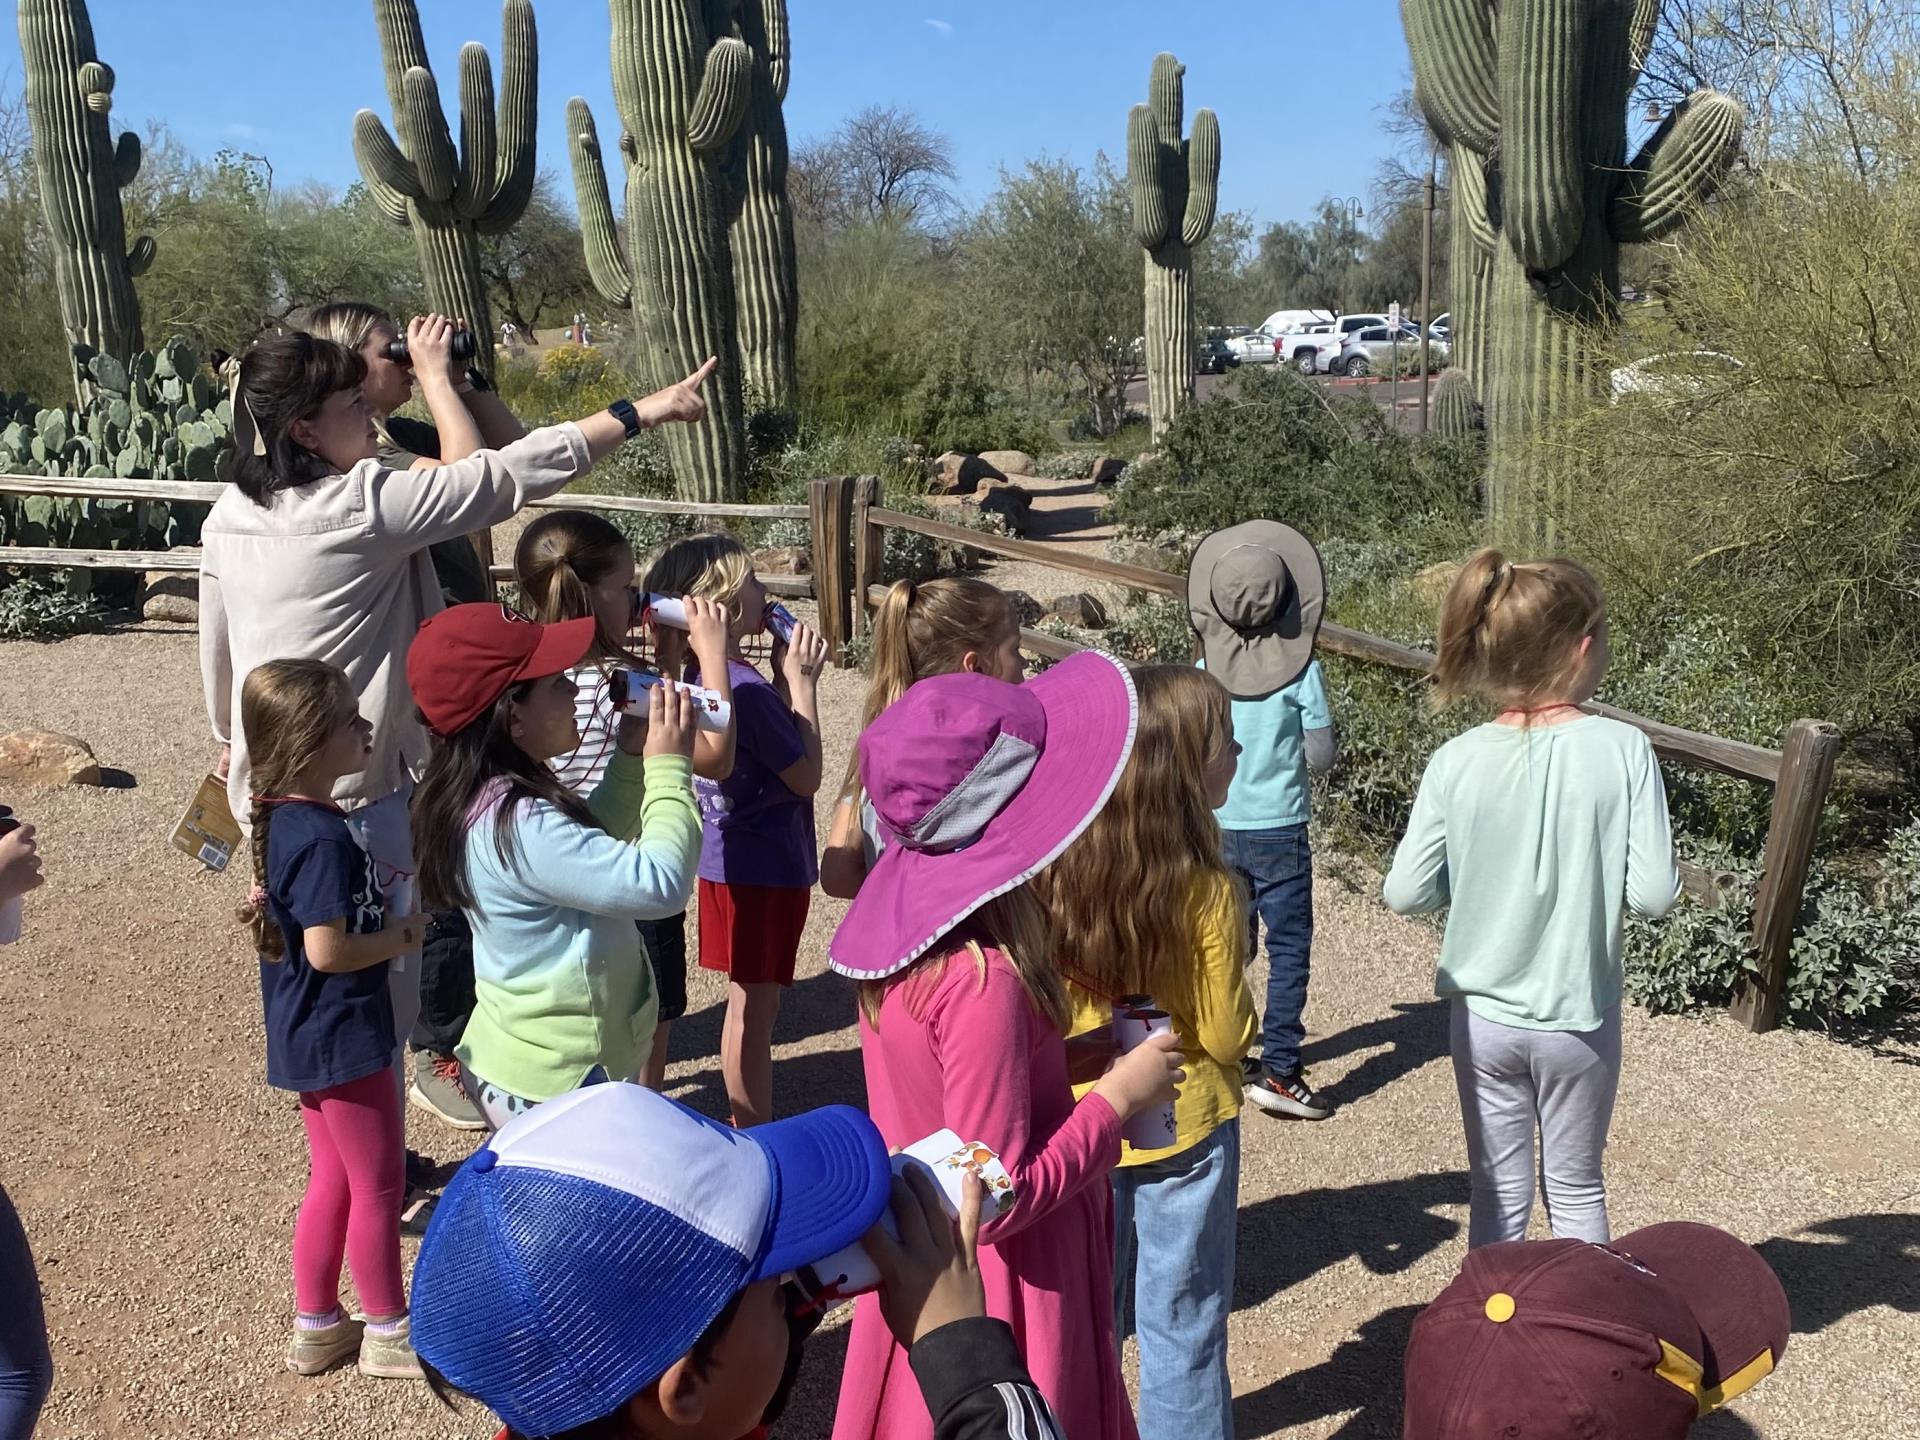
left=908, top=1317, right=1065, bottom=1440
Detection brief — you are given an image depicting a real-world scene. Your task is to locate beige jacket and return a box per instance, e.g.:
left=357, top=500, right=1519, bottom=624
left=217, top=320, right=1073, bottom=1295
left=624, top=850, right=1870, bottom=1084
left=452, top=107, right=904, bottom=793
left=199, top=423, right=591, bottom=824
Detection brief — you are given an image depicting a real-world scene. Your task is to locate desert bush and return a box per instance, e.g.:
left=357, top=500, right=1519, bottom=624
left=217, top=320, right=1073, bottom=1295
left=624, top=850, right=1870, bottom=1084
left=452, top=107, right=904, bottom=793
left=0, top=570, right=106, bottom=640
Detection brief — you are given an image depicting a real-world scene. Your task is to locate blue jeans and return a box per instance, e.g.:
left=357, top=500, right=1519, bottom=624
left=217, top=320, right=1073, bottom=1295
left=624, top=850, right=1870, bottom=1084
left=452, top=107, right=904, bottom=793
left=1222, top=823, right=1314, bottom=1076
left=0, top=1183, right=51, bottom=1440
left=1113, top=1122, right=1240, bottom=1439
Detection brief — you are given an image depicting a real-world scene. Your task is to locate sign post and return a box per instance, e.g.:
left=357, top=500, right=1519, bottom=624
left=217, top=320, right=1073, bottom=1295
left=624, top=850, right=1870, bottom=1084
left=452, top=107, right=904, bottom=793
left=1388, top=303, right=1401, bottom=417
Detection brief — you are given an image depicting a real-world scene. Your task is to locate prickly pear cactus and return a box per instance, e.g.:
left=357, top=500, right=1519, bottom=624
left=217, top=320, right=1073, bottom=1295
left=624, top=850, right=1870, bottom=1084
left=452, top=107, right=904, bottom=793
left=569, top=0, right=752, bottom=502
left=17, top=0, right=155, bottom=402
left=0, top=337, right=232, bottom=554
left=1127, top=53, right=1220, bottom=445
left=352, top=0, right=538, bottom=380
left=1402, top=0, right=1743, bottom=538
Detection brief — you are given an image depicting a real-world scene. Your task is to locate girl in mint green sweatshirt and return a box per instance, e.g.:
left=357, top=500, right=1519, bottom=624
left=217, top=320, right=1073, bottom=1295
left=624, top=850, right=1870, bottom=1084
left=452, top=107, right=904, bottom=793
left=1383, top=551, right=1679, bottom=1248
left=406, top=603, right=703, bottom=1129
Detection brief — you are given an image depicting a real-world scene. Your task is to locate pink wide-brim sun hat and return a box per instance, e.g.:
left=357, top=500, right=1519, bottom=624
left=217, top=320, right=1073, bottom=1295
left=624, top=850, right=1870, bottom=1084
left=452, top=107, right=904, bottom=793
left=827, top=650, right=1139, bottom=981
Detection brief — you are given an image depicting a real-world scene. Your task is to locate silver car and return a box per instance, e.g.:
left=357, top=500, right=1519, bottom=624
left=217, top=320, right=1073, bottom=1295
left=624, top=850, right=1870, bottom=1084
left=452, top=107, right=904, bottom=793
left=1321, top=323, right=1449, bottom=377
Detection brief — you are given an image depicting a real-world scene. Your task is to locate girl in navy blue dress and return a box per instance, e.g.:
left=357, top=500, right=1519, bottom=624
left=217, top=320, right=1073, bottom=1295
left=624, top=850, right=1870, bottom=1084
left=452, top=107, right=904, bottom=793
left=238, top=659, right=422, bottom=1379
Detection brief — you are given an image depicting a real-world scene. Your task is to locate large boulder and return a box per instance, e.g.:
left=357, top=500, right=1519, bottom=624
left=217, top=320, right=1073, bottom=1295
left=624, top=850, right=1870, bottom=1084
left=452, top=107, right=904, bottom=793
left=1048, top=593, right=1109, bottom=629
left=974, top=482, right=1033, bottom=536
left=978, top=450, right=1036, bottom=478
left=1089, top=456, right=1128, bottom=486
left=141, top=572, right=198, bottom=623
left=928, top=451, right=1005, bottom=496
left=751, top=545, right=811, bottom=577
left=1000, top=590, right=1046, bottom=627
left=0, top=730, right=103, bottom=787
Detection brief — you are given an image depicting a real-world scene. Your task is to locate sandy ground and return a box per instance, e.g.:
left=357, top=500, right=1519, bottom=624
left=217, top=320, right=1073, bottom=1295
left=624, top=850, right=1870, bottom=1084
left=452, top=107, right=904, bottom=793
left=1, top=563, right=1917, bottom=1437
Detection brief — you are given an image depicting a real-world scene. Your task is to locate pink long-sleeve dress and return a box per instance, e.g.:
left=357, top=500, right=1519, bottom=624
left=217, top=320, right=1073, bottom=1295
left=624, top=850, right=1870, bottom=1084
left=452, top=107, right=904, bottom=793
left=830, top=944, right=1134, bottom=1440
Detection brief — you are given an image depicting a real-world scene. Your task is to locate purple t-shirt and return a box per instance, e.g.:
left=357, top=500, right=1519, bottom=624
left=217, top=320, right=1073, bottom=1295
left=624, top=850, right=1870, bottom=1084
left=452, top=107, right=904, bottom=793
left=689, top=658, right=817, bottom=887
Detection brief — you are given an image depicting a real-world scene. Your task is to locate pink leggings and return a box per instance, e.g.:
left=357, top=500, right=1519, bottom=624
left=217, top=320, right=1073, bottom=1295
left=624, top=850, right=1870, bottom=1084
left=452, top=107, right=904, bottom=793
left=294, top=1067, right=406, bottom=1318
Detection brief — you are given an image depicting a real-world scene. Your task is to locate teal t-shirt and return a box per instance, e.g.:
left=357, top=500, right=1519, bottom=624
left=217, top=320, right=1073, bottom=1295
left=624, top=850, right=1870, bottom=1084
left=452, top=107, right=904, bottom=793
left=1205, top=658, right=1333, bottom=830
left=1380, top=715, right=1682, bottom=1031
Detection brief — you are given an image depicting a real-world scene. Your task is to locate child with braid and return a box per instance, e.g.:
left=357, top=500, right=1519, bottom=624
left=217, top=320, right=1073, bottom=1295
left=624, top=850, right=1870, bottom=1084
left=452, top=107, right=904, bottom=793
left=237, top=659, right=424, bottom=1379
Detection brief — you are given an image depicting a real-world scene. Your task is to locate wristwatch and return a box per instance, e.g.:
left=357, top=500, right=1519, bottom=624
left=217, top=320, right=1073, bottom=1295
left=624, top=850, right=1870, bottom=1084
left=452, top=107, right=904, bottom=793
left=608, top=398, right=646, bottom=439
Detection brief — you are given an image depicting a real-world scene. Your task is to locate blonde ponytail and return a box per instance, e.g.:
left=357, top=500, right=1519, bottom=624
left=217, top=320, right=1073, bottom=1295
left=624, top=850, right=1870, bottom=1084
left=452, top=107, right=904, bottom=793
left=1433, top=548, right=1605, bottom=709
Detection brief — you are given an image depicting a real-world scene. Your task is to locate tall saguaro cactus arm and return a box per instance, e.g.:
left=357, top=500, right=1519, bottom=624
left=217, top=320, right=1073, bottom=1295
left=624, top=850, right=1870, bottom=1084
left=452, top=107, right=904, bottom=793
left=1127, top=51, right=1219, bottom=445
left=1609, top=92, right=1744, bottom=242
left=19, top=0, right=151, bottom=391
left=351, top=0, right=539, bottom=374
left=727, top=0, right=799, bottom=412
left=566, top=99, right=634, bottom=309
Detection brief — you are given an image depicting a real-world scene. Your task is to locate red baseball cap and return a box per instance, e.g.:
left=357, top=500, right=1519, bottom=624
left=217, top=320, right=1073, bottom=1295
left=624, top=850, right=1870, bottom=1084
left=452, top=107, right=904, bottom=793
left=408, top=603, right=597, bottom=738
left=1404, top=1223, right=1789, bottom=1439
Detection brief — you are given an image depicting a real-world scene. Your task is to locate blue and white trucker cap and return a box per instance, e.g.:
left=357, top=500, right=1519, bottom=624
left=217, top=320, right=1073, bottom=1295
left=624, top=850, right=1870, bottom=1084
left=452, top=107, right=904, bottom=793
left=411, top=1083, right=892, bottom=1437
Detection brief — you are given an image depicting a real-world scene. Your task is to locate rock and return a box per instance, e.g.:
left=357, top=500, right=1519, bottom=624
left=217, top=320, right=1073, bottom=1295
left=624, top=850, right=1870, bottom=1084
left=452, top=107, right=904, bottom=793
left=1090, top=456, right=1128, bottom=486
left=1048, top=592, right=1109, bottom=629
left=751, top=545, right=810, bottom=577
left=1150, top=527, right=1197, bottom=559
left=0, top=730, right=102, bottom=787
left=1105, top=539, right=1181, bottom=574
left=140, top=572, right=198, bottom=623
left=928, top=451, right=1005, bottom=496
left=975, top=482, right=1033, bottom=535
left=1000, top=590, right=1046, bottom=626
left=978, top=450, right=1036, bottom=478
left=1413, top=561, right=1463, bottom=608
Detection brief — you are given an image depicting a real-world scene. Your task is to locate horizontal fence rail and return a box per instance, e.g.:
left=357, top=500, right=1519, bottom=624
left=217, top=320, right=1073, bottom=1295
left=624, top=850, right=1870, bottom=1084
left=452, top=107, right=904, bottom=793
left=852, top=491, right=1839, bottom=1036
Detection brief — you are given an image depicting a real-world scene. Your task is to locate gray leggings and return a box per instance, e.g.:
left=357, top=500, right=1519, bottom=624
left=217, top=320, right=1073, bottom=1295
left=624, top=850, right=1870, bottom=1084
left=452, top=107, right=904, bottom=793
left=1450, top=1000, right=1622, bottom=1248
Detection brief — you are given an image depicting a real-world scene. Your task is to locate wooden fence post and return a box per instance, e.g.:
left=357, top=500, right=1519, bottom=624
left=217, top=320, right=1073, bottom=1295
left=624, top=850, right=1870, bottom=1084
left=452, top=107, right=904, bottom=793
left=1732, top=718, right=1843, bottom=1033
left=851, top=475, right=882, bottom=640
left=808, top=476, right=853, bottom=664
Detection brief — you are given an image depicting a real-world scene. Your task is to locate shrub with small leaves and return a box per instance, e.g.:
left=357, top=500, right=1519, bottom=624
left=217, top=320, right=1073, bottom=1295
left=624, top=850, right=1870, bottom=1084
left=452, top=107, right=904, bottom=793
left=0, top=570, right=108, bottom=640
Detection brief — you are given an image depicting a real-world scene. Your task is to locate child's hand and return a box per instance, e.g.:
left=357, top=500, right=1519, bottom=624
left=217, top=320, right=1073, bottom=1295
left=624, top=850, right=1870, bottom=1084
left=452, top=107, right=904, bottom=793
left=776, top=620, right=828, bottom=691
left=682, top=595, right=731, bottom=671
left=0, top=822, right=44, bottom=903
left=643, top=674, right=697, bottom=760
left=1090, top=1031, right=1185, bottom=1122
left=861, top=1167, right=987, bottom=1349
left=383, top=912, right=424, bottom=952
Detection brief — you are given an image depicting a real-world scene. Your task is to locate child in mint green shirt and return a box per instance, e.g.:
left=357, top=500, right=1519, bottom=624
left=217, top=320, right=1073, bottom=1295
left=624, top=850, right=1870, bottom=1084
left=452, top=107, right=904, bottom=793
left=1384, top=552, right=1678, bottom=1249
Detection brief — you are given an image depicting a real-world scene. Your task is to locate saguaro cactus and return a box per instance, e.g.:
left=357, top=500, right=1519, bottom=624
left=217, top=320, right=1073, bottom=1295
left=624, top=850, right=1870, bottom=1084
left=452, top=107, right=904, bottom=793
left=569, top=0, right=752, bottom=501
left=1402, top=0, right=1742, bottom=536
left=1127, top=53, right=1219, bottom=445
left=18, top=0, right=154, bottom=399
left=724, top=0, right=797, bottom=415
left=352, top=0, right=538, bottom=380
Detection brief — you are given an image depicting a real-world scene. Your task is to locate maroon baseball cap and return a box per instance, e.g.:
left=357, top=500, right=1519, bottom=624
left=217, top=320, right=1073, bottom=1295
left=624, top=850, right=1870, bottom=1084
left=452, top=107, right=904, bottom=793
left=1404, top=1223, right=1789, bottom=1439
left=408, top=603, right=597, bottom=738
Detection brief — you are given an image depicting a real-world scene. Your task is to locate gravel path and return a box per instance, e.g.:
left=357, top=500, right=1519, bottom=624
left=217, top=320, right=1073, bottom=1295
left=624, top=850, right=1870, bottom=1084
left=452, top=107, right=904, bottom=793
left=1, top=606, right=1915, bottom=1438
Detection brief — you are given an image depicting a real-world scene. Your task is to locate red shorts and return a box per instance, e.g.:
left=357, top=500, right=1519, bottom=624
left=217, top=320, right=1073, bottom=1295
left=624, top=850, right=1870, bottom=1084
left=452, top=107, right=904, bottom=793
left=697, top=879, right=810, bottom=987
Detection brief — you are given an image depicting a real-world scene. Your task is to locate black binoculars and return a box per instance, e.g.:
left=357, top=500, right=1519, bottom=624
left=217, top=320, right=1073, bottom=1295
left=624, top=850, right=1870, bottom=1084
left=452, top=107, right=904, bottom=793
left=383, top=329, right=479, bottom=364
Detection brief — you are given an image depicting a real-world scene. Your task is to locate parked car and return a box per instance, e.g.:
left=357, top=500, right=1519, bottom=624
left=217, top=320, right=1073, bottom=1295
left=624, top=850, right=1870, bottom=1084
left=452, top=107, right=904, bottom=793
left=1284, top=313, right=1391, bottom=374
left=1279, top=322, right=1337, bottom=372
left=1260, top=308, right=1336, bottom=336
left=1227, top=328, right=1283, bottom=363
left=1427, top=312, right=1452, bottom=343
left=1609, top=350, right=1743, bottom=400
left=1321, top=323, right=1446, bottom=377
left=1196, top=335, right=1241, bottom=375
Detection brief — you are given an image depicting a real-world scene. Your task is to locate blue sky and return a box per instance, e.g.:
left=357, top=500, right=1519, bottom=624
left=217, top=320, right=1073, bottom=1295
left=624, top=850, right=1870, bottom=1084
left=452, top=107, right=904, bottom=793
left=28, top=1, right=1414, bottom=229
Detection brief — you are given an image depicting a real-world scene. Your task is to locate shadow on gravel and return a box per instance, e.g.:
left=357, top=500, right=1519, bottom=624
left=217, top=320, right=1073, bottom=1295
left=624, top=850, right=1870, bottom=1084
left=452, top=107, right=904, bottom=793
left=1233, top=1303, right=1418, bottom=1439
left=668, top=1042, right=870, bottom=1124
left=1304, top=1001, right=1449, bottom=1108
left=1756, top=1212, right=1920, bottom=1333
left=1234, top=1171, right=1468, bottom=1313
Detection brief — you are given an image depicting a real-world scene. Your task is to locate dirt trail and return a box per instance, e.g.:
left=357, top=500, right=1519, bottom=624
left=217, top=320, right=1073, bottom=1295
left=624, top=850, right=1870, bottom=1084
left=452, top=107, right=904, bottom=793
left=0, top=549, right=1914, bottom=1435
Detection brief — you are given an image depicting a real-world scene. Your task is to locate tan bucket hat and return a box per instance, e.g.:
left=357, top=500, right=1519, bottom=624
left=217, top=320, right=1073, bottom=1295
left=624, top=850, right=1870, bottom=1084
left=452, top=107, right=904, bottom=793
left=1186, top=520, right=1325, bottom=698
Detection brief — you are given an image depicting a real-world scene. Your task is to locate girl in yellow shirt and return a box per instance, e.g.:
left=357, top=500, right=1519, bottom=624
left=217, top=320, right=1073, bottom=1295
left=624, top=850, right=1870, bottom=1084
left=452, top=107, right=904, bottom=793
left=1040, top=664, right=1256, bottom=1439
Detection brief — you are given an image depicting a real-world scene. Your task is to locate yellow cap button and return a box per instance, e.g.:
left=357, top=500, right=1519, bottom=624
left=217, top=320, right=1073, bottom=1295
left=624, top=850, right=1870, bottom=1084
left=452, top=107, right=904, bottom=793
left=1485, top=1293, right=1517, bottom=1323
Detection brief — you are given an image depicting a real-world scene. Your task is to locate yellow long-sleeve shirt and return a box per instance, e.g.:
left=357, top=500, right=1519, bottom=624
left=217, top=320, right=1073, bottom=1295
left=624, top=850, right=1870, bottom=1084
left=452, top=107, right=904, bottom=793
left=1068, top=873, right=1258, bottom=1166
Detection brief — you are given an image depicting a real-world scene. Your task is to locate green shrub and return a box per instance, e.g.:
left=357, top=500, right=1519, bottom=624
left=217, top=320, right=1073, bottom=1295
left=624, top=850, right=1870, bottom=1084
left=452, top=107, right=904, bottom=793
left=1107, top=366, right=1481, bottom=553
left=897, top=355, right=1055, bottom=457
left=0, top=570, right=107, bottom=640
left=1625, top=822, right=1920, bottom=1021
